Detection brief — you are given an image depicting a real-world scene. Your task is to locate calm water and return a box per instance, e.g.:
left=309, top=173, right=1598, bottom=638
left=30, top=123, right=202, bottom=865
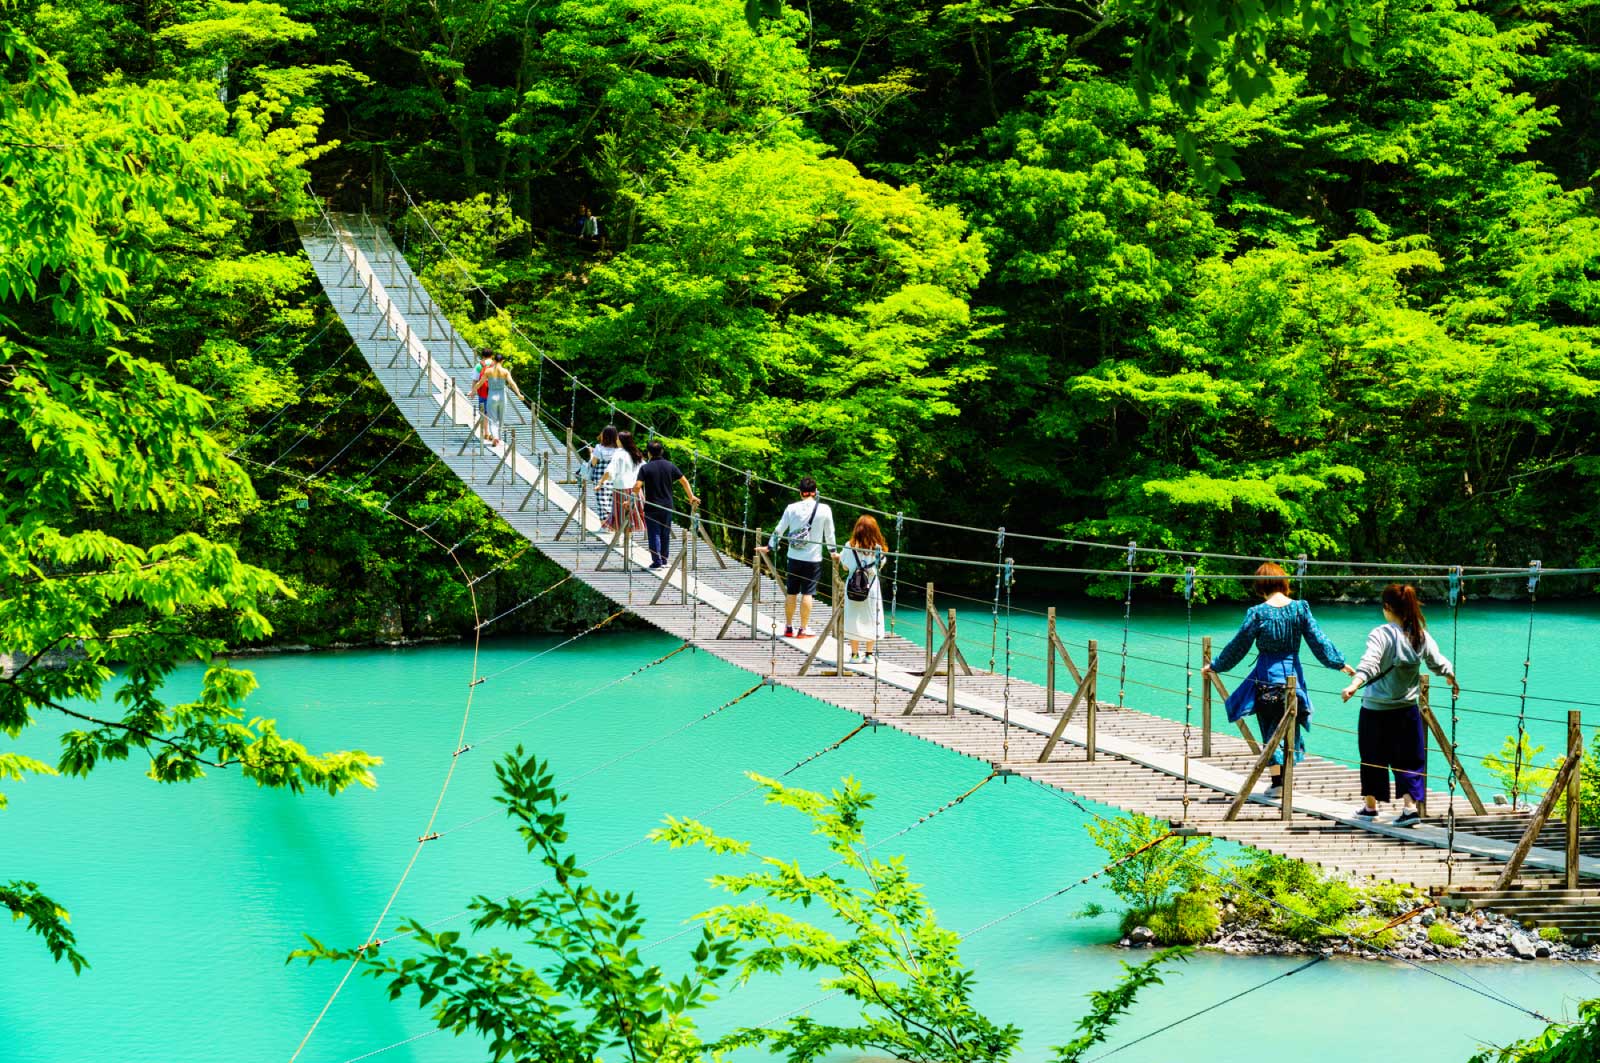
left=6, top=600, right=1600, bottom=1063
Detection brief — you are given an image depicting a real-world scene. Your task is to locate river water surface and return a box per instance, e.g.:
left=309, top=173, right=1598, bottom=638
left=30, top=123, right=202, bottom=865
left=5, top=600, right=1600, bottom=1062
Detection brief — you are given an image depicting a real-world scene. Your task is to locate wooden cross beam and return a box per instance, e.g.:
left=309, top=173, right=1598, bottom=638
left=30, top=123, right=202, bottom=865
left=798, top=564, right=848, bottom=678
left=902, top=610, right=960, bottom=716
left=1038, top=640, right=1100, bottom=763
left=1224, top=680, right=1300, bottom=822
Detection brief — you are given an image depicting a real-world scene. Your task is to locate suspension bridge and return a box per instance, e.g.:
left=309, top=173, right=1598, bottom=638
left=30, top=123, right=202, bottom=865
left=296, top=210, right=1600, bottom=946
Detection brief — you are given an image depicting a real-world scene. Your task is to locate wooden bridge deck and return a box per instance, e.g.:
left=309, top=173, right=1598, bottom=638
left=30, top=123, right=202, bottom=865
left=300, top=216, right=1600, bottom=940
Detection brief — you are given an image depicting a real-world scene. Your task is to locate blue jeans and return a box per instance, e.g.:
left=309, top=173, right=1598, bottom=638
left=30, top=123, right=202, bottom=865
left=644, top=512, right=672, bottom=567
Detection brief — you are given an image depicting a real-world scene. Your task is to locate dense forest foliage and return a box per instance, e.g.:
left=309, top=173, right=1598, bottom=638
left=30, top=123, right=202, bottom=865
left=5, top=0, right=1599, bottom=647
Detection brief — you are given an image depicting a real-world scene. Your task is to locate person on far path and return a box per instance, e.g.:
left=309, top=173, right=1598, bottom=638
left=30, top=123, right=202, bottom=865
left=832, top=514, right=886, bottom=663
left=1341, top=584, right=1458, bottom=827
left=589, top=425, right=620, bottom=527
left=637, top=440, right=700, bottom=569
left=473, top=349, right=493, bottom=443
left=756, top=477, right=836, bottom=639
left=482, top=351, right=525, bottom=447
left=597, top=429, right=646, bottom=535
left=1204, top=561, right=1355, bottom=800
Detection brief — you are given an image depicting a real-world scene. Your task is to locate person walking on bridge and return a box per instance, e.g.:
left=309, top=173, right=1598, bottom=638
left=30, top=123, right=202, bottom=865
left=482, top=351, right=525, bottom=447
left=597, top=429, right=646, bottom=535
left=637, top=440, right=700, bottom=569
left=1204, top=561, right=1355, bottom=799
left=832, top=515, right=886, bottom=663
left=588, top=425, right=620, bottom=526
left=1340, top=584, right=1458, bottom=827
left=757, top=477, right=835, bottom=639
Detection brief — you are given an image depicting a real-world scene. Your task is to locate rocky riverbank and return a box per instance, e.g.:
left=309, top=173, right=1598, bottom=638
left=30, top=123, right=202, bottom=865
left=1119, top=903, right=1600, bottom=963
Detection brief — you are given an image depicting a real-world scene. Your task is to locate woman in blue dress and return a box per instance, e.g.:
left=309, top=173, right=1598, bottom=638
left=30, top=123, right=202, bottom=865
left=1203, top=562, right=1355, bottom=797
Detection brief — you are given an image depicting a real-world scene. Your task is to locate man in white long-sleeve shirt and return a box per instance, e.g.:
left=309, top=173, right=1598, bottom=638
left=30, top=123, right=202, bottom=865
left=756, top=477, right=835, bottom=638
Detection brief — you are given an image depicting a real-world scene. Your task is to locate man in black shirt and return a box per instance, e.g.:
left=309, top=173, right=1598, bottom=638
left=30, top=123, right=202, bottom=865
left=637, top=440, right=700, bottom=569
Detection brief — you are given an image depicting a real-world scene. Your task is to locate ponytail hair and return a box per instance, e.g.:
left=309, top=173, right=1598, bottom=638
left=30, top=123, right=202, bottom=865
left=1381, top=583, right=1427, bottom=651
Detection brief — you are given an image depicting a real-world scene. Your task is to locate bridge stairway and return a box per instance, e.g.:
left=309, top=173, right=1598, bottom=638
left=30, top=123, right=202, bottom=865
left=298, top=214, right=1600, bottom=943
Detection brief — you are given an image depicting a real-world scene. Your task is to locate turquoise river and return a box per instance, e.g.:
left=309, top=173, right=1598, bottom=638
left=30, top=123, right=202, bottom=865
left=6, top=599, right=1600, bottom=1062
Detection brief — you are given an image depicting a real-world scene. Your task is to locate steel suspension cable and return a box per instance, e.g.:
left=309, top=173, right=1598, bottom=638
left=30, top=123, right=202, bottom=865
left=1182, top=565, right=1196, bottom=827
left=1511, top=561, right=1541, bottom=809
left=1447, top=566, right=1462, bottom=886
left=989, top=527, right=1004, bottom=673
left=1117, top=540, right=1136, bottom=708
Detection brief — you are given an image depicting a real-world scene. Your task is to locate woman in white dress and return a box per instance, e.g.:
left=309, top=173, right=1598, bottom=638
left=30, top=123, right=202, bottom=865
left=597, top=429, right=646, bottom=534
left=833, top=514, right=886, bottom=663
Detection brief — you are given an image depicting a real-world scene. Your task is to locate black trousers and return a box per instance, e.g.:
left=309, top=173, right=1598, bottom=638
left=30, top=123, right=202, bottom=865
left=1253, top=683, right=1308, bottom=768
left=1358, top=704, right=1427, bottom=803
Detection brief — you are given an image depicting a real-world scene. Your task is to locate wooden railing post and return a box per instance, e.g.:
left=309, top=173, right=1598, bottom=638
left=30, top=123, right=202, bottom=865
left=1201, top=636, right=1214, bottom=758
left=1225, top=694, right=1301, bottom=821
left=1569, top=710, right=1583, bottom=891
left=1493, top=745, right=1581, bottom=890
left=835, top=565, right=847, bottom=677
left=1046, top=608, right=1057, bottom=715
left=802, top=562, right=847, bottom=677
left=925, top=583, right=935, bottom=676
left=1202, top=662, right=1261, bottom=755
left=1085, top=640, right=1098, bottom=761
left=1281, top=678, right=1297, bottom=822
left=945, top=609, right=958, bottom=714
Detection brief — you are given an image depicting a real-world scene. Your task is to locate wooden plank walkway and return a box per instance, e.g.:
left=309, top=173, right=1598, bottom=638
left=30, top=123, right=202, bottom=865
left=299, top=215, right=1600, bottom=939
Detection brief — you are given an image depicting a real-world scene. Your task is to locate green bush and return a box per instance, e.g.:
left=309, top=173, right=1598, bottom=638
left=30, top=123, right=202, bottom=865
left=1538, top=926, right=1565, bottom=943
left=1427, top=921, right=1464, bottom=948
left=1144, top=893, right=1222, bottom=945
left=1086, top=813, right=1214, bottom=913
left=1232, top=850, right=1360, bottom=941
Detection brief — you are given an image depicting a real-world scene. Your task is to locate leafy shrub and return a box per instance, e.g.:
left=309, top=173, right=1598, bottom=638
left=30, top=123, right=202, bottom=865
left=1470, top=998, right=1600, bottom=1062
left=1427, top=921, right=1463, bottom=948
left=1144, top=892, right=1222, bottom=945
left=1538, top=926, right=1565, bottom=943
left=1231, top=850, right=1359, bottom=941
left=1085, top=812, right=1214, bottom=913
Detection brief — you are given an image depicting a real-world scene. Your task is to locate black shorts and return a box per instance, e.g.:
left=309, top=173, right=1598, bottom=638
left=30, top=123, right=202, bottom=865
left=785, top=559, right=822, bottom=596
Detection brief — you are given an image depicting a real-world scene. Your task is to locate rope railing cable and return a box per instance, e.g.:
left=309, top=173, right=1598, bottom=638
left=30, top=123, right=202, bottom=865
left=435, top=680, right=763, bottom=842
left=310, top=406, right=392, bottom=479
left=265, top=373, right=374, bottom=468
left=742, top=831, right=1182, bottom=1035
left=1511, top=561, right=1541, bottom=809
left=1085, top=957, right=1329, bottom=1062
left=642, top=767, right=1002, bottom=957
left=360, top=718, right=873, bottom=954
left=1447, top=567, right=1463, bottom=885
left=1219, top=875, right=1552, bottom=1022
left=470, top=638, right=689, bottom=744
left=206, top=317, right=334, bottom=430
left=228, top=341, right=354, bottom=455
left=238, top=465, right=489, bottom=1063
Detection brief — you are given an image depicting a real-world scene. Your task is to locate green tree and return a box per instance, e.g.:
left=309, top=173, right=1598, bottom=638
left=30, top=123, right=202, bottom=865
left=1469, top=999, right=1600, bottom=1063
left=658, top=773, right=1021, bottom=1062
left=296, top=750, right=737, bottom=1062
left=0, top=16, right=377, bottom=967
left=1084, top=811, right=1210, bottom=914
